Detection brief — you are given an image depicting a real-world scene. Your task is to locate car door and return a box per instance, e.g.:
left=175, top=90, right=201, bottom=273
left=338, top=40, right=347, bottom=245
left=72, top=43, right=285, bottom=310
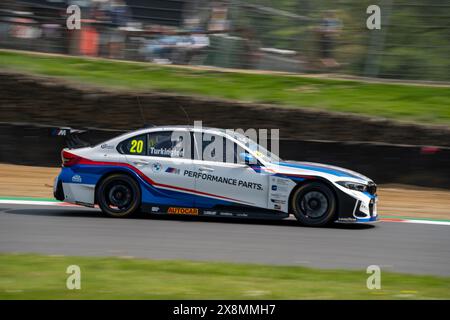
left=120, top=129, right=196, bottom=207
left=192, top=132, right=270, bottom=209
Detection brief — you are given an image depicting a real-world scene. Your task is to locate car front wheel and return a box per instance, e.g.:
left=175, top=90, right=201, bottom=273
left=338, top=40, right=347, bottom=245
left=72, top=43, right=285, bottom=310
left=291, top=182, right=336, bottom=227
left=97, top=174, right=141, bottom=218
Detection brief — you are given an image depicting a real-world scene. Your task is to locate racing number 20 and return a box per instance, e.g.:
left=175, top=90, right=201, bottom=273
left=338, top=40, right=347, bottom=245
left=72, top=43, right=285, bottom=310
left=130, top=139, right=144, bottom=153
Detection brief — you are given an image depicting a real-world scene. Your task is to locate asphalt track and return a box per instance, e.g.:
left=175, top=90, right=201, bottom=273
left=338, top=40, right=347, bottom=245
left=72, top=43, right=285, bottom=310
left=0, top=203, right=449, bottom=276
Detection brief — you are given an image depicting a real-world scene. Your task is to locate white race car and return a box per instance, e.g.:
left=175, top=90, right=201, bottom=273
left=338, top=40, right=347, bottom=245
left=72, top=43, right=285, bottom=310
left=53, top=126, right=378, bottom=226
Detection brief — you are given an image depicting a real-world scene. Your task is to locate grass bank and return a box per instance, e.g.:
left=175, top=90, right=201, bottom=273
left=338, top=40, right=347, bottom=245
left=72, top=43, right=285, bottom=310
left=1, top=50, right=449, bottom=125
left=0, top=253, right=449, bottom=299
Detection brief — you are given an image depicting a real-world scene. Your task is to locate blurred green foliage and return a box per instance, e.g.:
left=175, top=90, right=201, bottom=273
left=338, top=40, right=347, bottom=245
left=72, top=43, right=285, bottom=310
left=232, top=0, right=449, bottom=80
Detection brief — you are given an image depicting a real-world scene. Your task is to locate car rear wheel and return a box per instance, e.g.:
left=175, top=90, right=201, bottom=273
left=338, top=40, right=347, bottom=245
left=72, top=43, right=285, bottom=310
left=291, top=182, right=336, bottom=227
left=97, top=174, right=141, bottom=218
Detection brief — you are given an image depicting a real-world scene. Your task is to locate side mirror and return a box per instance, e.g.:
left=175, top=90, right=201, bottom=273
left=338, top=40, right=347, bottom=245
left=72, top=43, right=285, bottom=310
left=239, top=152, right=255, bottom=165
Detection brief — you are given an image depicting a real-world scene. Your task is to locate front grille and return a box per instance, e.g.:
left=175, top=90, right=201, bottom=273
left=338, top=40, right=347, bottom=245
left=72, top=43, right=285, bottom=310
left=367, top=183, right=377, bottom=195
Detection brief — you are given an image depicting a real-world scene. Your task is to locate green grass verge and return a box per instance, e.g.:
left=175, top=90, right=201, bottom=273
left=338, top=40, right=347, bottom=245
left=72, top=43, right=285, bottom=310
left=1, top=253, right=449, bottom=299
left=1, top=50, right=449, bottom=125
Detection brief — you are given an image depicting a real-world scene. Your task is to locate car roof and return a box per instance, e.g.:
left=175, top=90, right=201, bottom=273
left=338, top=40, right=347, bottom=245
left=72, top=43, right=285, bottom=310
left=131, top=125, right=228, bottom=135
left=106, top=125, right=232, bottom=144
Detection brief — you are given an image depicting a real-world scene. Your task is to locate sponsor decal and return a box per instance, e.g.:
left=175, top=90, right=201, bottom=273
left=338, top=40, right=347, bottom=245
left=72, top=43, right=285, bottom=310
left=271, top=177, right=290, bottom=190
left=235, top=213, right=248, bottom=217
left=219, top=212, right=233, bottom=216
left=208, top=211, right=248, bottom=217
left=149, top=147, right=183, bottom=157
left=51, top=128, right=69, bottom=136
left=165, top=167, right=181, bottom=175
left=152, top=162, right=162, bottom=172
left=71, top=174, right=82, bottom=183
left=270, top=199, right=286, bottom=204
left=151, top=207, right=160, bottom=212
left=338, top=217, right=357, bottom=222
left=149, top=147, right=172, bottom=156
left=270, top=193, right=284, bottom=199
left=274, top=204, right=281, bottom=210
left=100, top=143, right=114, bottom=149
left=359, top=201, right=370, bottom=214
left=167, top=207, right=199, bottom=215
left=183, top=170, right=263, bottom=191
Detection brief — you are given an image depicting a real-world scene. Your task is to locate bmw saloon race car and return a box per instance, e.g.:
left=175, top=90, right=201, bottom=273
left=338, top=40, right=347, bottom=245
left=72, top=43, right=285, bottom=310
left=53, top=126, right=378, bottom=227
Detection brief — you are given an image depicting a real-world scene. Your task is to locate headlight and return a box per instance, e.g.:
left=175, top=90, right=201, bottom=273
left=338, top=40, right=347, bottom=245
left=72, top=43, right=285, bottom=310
left=337, top=181, right=367, bottom=192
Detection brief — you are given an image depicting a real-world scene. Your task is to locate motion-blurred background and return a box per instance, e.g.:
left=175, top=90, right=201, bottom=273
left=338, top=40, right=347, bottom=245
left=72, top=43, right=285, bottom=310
left=0, top=0, right=449, bottom=80
left=0, top=0, right=450, bottom=300
left=0, top=0, right=449, bottom=218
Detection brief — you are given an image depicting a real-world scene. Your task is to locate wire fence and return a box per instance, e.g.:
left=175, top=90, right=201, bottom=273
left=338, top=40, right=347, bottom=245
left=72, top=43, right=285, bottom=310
left=0, top=0, right=449, bottom=81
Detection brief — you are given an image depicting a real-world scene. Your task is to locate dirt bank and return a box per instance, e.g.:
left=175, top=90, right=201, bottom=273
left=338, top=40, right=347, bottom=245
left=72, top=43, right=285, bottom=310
left=1, top=71, right=450, bottom=146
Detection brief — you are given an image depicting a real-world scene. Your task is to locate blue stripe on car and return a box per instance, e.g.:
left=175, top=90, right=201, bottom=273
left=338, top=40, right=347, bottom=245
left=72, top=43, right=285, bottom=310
left=278, top=162, right=360, bottom=179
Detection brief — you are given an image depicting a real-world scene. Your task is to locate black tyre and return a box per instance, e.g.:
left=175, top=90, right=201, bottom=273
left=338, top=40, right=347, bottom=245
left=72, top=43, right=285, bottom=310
left=291, top=182, right=336, bottom=227
left=97, top=174, right=141, bottom=218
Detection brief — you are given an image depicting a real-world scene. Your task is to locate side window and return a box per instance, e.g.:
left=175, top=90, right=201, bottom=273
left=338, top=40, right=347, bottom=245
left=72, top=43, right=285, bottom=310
left=148, top=131, right=191, bottom=158
left=201, top=134, right=238, bottom=163
left=118, top=134, right=147, bottom=155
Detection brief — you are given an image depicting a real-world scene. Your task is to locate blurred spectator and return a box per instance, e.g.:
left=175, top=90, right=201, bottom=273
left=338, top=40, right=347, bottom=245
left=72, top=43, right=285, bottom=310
left=107, top=0, right=130, bottom=58
left=41, top=23, right=63, bottom=53
left=208, top=1, right=229, bottom=33
left=9, top=10, right=41, bottom=51
left=140, top=26, right=209, bottom=65
left=316, top=10, right=342, bottom=68
left=67, top=0, right=96, bottom=56
left=173, top=28, right=210, bottom=65
left=240, top=28, right=261, bottom=69
left=140, top=27, right=179, bottom=64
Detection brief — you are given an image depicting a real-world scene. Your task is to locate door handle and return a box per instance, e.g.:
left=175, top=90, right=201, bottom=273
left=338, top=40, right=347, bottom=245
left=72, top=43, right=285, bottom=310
left=199, top=166, right=214, bottom=172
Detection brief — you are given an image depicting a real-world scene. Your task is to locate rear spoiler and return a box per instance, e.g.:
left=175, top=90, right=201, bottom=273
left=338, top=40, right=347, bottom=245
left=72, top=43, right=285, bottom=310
left=49, top=127, right=90, bottom=149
